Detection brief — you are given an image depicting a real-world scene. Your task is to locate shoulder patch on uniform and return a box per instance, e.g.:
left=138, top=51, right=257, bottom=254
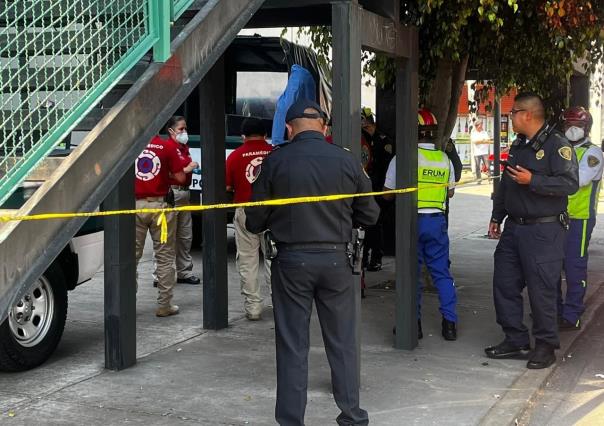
left=558, top=146, right=572, bottom=161
left=588, top=155, right=600, bottom=168
left=445, top=142, right=453, bottom=153
left=384, top=144, right=393, bottom=154
left=536, top=149, right=545, bottom=160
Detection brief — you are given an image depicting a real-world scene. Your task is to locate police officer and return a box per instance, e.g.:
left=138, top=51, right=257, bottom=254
left=485, top=92, right=579, bottom=369
left=384, top=108, right=458, bottom=341
left=135, top=134, right=190, bottom=317
left=245, top=99, right=379, bottom=426
left=361, top=107, right=394, bottom=271
left=557, top=107, right=603, bottom=330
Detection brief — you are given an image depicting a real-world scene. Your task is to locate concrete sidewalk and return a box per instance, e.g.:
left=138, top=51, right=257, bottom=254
left=1, top=184, right=604, bottom=425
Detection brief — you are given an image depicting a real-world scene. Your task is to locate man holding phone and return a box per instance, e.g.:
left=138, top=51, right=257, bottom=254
left=485, top=93, right=579, bottom=369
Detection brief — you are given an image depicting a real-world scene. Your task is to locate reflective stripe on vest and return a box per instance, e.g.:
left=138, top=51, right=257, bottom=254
left=418, top=148, right=450, bottom=210
left=568, top=144, right=601, bottom=219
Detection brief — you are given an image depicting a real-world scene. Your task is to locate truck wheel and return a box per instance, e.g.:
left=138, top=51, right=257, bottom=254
left=0, top=263, right=68, bottom=372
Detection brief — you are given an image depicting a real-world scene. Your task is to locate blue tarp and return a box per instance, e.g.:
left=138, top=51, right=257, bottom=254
left=271, top=65, right=316, bottom=145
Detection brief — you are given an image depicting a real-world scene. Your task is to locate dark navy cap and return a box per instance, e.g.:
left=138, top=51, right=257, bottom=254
left=285, top=98, right=328, bottom=123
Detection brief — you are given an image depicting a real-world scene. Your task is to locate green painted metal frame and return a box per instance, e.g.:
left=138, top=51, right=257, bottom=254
left=172, top=0, right=195, bottom=20
left=0, top=0, right=194, bottom=206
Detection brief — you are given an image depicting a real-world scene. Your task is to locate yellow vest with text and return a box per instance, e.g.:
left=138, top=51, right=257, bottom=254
left=418, top=147, right=450, bottom=211
left=568, top=144, right=601, bottom=219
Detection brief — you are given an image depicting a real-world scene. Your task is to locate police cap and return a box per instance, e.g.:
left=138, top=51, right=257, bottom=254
left=285, top=98, right=328, bottom=123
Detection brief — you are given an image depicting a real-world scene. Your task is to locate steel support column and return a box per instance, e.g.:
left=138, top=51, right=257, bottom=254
left=492, top=98, right=501, bottom=196
left=102, top=167, right=137, bottom=370
left=332, top=0, right=362, bottom=378
left=200, top=56, right=228, bottom=330
left=394, top=31, right=419, bottom=350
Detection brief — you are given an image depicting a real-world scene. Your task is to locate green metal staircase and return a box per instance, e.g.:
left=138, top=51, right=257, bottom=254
left=0, top=0, right=266, bottom=322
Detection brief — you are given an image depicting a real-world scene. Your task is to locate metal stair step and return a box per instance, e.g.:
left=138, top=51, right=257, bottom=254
left=1, top=108, right=109, bottom=132
left=0, top=1, right=140, bottom=23
left=1, top=28, right=143, bottom=57
left=1, top=62, right=149, bottom=93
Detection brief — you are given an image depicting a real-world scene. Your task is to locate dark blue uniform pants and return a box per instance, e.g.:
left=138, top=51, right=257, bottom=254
left=558, top=217, right=596, bottom=324
left=417, top=213, right=457, bottom=322
left=494, top=221, right=565, bottom=348
left=271, top=249, right=368, bottom=426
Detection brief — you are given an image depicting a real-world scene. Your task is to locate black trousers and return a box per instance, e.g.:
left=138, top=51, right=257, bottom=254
left=272, top=248, right=368, bottom=426
left=493, top=220, right=566, bottom=348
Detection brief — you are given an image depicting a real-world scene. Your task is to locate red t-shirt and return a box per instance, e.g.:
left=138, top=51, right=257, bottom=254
left=169, top=141, right=193, bottom=186
left=135, top=136, right=186, bottom=198
left=225, top=138, right=273, bottom=203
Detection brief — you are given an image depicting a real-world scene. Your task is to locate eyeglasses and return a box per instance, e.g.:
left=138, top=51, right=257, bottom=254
left=510, top=108, right=526, bottom=116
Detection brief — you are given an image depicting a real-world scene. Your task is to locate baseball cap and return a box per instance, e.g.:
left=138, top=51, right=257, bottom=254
left=285, top=98, right=328, bottom=123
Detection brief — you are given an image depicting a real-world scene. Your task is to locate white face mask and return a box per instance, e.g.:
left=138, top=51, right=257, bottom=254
left=565, top=126, right=584, bottom=142
left=175, top=131, right=189, bottom=144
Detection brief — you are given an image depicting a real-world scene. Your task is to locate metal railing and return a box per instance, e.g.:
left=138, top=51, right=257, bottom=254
left=0, top=0, right=187, bottom=206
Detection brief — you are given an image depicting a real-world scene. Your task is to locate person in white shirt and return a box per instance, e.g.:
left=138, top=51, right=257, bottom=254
left=471, top=120, right=491, bottom=182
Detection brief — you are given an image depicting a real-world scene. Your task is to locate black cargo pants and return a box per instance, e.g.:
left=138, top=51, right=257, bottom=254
left=493, top=220, right=566, bottom=348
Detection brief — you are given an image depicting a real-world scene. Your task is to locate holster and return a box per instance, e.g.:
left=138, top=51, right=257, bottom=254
left=559, top=211, right=570, bottom=230
left=347, top=228, right=365, bottom=275
left=164, top=188, right=175, bottom=207
left=264, top=230, right=278, bottom=260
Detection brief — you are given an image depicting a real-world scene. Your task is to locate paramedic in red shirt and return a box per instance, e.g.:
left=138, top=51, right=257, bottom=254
left=135, top=133, right=190, bottom=317
left=165, top=116, right=201, bottom=285
left=226, top=117, right=273, bottom=321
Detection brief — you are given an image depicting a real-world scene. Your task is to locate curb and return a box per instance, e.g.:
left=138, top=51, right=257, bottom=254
left=478, top=281, right=604, bottom=426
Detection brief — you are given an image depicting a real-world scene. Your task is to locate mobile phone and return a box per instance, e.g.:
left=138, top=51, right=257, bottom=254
left=500, top=160, right=515, bottom=170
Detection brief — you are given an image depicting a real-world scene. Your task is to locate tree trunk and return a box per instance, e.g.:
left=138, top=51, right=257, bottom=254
left=424, top=55, right=469, bottom=149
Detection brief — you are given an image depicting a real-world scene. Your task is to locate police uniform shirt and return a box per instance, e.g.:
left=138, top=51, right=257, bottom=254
left=245, top=130, right=380, bottom=243
left=384, top=143, right=456, bottom=214
left=492, top=126, right=579, bottom=222
left=575, top=138, right=604, bottom=186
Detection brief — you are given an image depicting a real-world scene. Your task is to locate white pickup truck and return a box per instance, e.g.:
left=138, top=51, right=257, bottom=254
left=0, top=184, right=104, bottom=372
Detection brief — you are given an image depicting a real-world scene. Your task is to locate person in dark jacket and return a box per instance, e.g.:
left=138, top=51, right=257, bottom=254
left=485, top=92, right=579, bottom=369
left=246, top=98, right=379, bottom=426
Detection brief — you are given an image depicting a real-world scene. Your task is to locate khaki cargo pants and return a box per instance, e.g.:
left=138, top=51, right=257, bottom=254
left=233, top=208, right=271, bottom=316
left=135, top=198, right=177, bottom=307
left=173, top=188, right=194, bottom=279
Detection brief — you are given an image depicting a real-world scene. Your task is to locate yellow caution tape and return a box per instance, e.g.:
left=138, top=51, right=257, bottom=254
left=0, top=177, right=496, bottom=246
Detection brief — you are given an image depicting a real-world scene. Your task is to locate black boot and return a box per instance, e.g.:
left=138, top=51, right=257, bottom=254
left=484, top=340, right=530, bottom=359
left=526, top=342, right=556, bottom=369
left=558, top=317, right=581, bottom=331
left=441, top=318, right=457, bottom=341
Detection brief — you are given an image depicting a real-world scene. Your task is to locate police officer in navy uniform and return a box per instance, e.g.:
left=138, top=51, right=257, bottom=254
left=246, top=99, right=379, bottom=426
left=485, top=93, right=579, bottom=369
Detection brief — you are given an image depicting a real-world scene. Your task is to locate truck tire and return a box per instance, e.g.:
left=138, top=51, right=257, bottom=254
left=0, top=263, right=68, bottom=372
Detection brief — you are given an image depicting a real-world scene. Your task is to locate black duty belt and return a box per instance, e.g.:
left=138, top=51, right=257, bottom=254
left=171, top=185, right=189, bottom=191
left=509, top=216, right=558, bottom=225
left=277, top=243, right=347, bottom=251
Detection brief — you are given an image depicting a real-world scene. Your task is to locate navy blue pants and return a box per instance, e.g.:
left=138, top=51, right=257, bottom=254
left=558, top=218, right=596, bottom=324
left=271, top=249, right=368, bottom=426
left=493, top=220, right=565, bottom=347
left=417, top=213, right=457, bottom=322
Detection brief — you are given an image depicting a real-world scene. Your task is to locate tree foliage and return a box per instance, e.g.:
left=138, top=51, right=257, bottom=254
left=300, top=0, right=603, bottom=137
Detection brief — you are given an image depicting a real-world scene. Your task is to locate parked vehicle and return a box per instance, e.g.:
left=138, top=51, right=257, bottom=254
left=0, top=185, right=103, bottom=372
